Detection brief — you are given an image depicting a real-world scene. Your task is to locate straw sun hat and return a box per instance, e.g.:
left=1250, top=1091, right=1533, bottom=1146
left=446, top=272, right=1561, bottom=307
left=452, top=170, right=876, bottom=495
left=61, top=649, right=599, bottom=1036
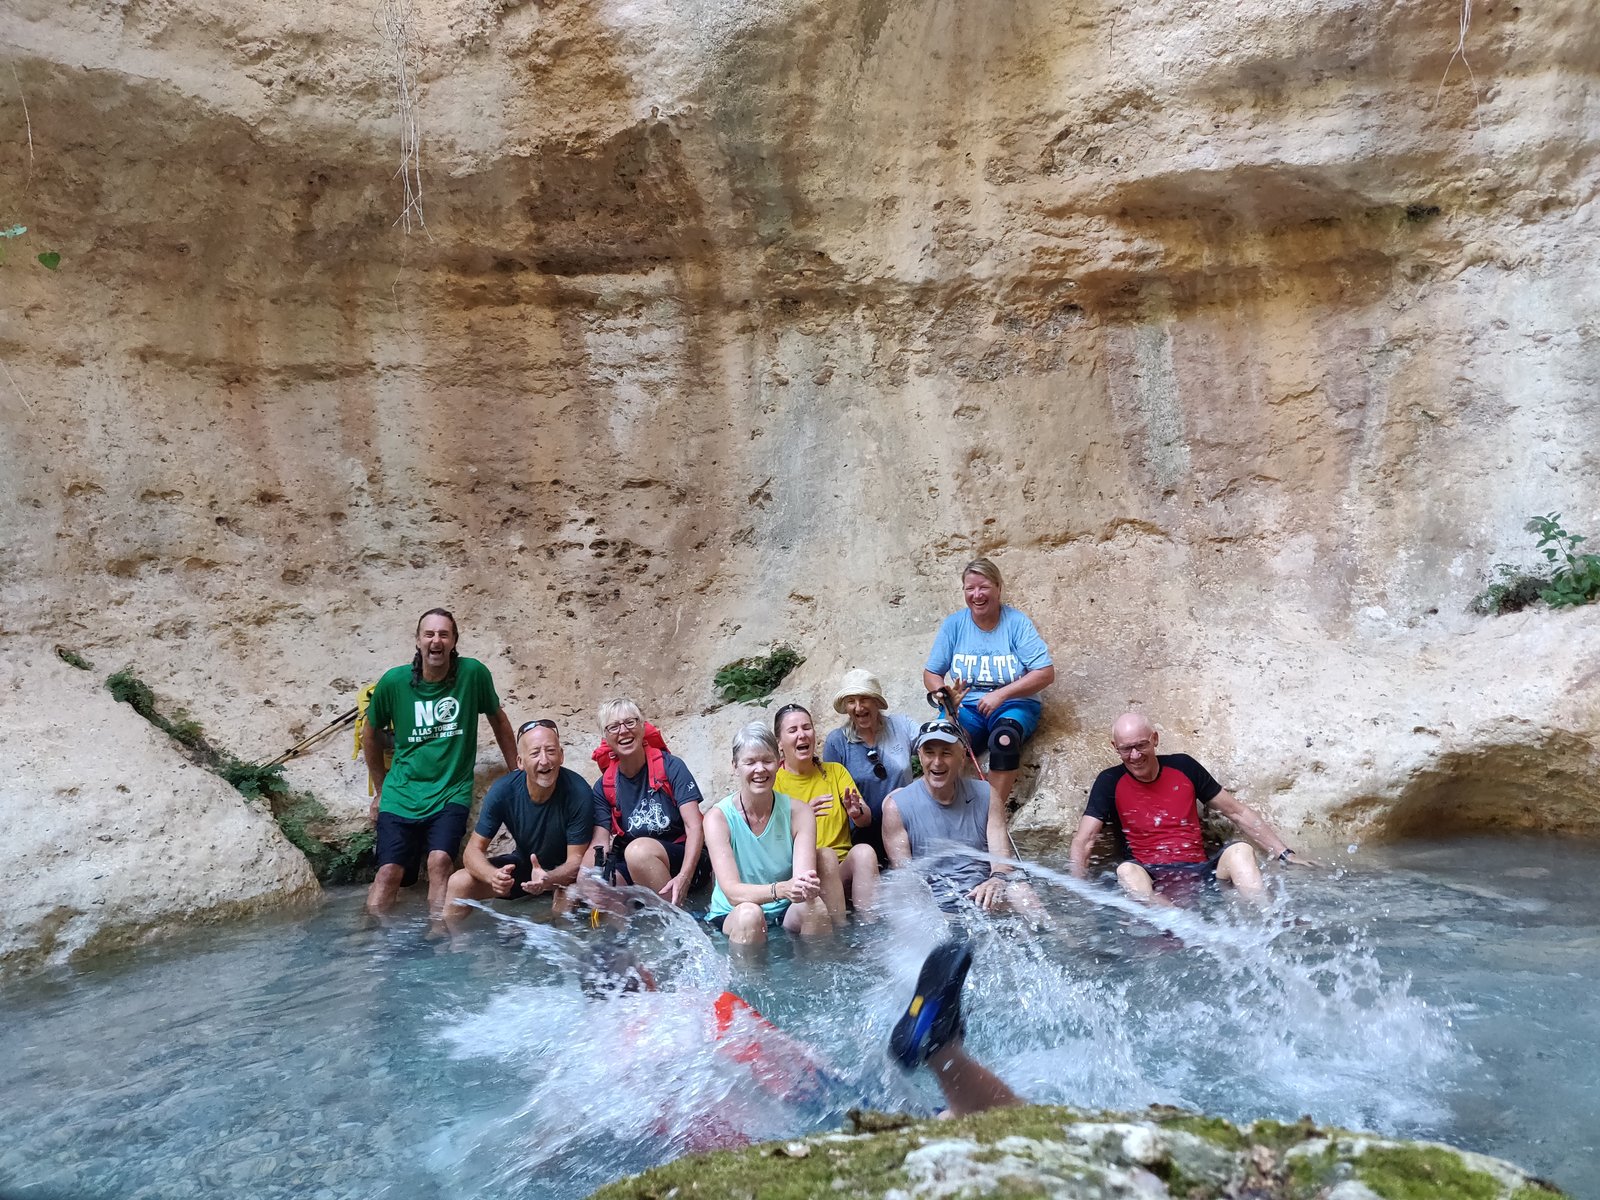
left=832, top=668, right=889, bottom=714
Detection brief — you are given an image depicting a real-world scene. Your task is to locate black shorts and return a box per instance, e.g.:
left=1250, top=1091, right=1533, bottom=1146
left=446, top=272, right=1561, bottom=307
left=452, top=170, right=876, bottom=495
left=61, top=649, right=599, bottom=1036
left=375, top=804, right=470, bottom=887
left=607, top=838, right=710, bottom=889
left=706, top=903, right=789, bottom=933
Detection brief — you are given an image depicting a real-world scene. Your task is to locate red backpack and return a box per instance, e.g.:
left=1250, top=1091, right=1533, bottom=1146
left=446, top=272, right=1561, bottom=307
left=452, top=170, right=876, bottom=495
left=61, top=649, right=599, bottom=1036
left=591, top=722, right=675, bottom=837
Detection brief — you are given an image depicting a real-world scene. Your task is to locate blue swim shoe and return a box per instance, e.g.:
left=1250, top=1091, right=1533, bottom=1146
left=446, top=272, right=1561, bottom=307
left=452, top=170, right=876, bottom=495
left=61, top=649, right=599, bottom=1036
left=890, top=939, right=973, bottom=1070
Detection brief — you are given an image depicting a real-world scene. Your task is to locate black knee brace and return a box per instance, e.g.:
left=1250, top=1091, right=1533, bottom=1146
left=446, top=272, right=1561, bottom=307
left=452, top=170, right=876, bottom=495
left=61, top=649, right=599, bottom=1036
left=988, top=717, right=1026, bottom=773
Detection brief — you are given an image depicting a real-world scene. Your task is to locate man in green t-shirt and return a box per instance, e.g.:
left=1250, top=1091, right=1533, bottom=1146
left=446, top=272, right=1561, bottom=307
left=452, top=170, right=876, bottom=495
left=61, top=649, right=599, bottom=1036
left=363, top=608, right=518, bottom=917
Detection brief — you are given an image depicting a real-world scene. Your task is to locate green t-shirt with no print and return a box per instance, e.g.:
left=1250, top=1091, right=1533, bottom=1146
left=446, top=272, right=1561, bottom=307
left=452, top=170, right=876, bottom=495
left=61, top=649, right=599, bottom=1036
left=368, top=657, right=501, bottom=819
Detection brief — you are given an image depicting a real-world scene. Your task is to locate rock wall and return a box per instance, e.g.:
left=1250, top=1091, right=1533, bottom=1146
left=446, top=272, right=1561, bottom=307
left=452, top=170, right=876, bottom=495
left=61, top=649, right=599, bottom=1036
left=1, top=0, right=1598, bottom=970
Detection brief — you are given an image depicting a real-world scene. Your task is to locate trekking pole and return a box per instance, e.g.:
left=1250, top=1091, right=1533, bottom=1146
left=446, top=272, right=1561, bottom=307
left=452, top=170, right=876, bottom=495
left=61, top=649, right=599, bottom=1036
left=925, top=688, right=989, bottom=783
left=264, top=706, right=360, bottom=768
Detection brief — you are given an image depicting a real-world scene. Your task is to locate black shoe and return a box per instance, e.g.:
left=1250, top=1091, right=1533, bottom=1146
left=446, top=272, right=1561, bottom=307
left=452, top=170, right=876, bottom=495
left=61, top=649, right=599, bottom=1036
left=889, top=939, right=973, bottom=1070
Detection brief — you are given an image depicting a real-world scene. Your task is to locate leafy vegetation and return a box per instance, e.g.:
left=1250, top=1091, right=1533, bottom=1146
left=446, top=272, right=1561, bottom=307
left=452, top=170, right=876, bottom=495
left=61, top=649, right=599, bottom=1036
left=1471, top=512, right=1600, bottom=615
left=105, top=667, right=374, bottom=883
left=54, top=645, right=93, bottom=671
left=1529, top=512, right=1600, bottom=609
left=1469, top=565, right=1548, bottom=616
left=713, top=644, right=804, bottom=704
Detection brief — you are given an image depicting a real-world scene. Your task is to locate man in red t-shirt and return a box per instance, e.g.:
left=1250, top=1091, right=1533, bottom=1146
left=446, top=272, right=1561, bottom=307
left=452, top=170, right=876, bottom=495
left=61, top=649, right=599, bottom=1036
left=1069, top=712, right=1305, bottom=904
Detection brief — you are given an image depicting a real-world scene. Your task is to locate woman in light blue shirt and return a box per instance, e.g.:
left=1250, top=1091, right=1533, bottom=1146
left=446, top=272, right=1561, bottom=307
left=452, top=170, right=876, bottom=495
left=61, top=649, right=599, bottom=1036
left=922, top=557, right=1055, bottom=815
left=704, top=723, right=843, bottom=947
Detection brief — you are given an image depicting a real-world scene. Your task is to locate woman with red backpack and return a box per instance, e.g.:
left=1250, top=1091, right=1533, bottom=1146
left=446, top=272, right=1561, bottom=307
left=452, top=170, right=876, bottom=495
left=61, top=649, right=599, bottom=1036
left=588, top=697, right=709, bottom=906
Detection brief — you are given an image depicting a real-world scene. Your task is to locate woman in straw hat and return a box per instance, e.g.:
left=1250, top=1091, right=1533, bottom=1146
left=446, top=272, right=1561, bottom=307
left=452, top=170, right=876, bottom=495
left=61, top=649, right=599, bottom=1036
left=821, top=668, right=919, bottom=867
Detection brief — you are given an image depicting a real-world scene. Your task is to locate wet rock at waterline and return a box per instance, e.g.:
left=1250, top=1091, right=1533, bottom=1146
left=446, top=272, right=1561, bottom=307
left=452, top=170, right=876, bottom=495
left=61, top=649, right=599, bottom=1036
left=590, top=1106, right=1566, bottom=1200
left=0, top=646, right=320, bottom=975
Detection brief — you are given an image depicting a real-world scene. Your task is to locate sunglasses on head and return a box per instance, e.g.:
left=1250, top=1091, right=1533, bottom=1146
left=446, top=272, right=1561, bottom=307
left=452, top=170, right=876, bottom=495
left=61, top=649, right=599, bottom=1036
left=863, top=744, right=888, bottom=780
left=517, top=718, right=559, bottom=737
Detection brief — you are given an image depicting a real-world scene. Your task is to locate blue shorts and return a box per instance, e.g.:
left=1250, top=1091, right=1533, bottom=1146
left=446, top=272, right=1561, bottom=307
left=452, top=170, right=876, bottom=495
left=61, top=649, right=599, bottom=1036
left=955, top=698, right=1042, bottom=753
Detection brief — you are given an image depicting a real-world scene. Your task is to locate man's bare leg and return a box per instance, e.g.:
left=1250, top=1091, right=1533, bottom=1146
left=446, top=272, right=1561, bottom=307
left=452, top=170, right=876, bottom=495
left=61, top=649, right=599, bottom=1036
left=1214, top=842, right=1266, bottom=901
left=890, top=940, right=1022, bottom=1114
left=1115, top=861, right=1166, bottom=903
left=441, top=870, right=498, bottom=933
left=366, top=863, right=405, bottom=917
left=927, top=1039, right=1021, bottom=1115
left=425, top=849, right=455, bottom=917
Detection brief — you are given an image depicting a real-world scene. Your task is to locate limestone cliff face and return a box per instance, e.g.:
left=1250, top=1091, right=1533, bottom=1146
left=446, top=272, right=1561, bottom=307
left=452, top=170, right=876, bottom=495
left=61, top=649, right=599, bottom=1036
left=1, top=0, right=1597, bottom=968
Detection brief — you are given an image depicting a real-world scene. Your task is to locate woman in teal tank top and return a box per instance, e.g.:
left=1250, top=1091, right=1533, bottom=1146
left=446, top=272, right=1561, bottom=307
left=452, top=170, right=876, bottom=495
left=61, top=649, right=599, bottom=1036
left=704, top=723, right=843, bottom=946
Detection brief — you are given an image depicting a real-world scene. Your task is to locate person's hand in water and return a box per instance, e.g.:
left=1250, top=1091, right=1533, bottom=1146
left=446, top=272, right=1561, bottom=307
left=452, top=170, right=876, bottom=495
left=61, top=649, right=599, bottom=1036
left=786, top=870, right=822, bottom=902
left=521, top=865, right=551, bottom=895
left=1276, top=849, right=1324, bottom=869
left=658, top=871, right=691, bottom=906
left=967, top=876, right=1007, bottom=911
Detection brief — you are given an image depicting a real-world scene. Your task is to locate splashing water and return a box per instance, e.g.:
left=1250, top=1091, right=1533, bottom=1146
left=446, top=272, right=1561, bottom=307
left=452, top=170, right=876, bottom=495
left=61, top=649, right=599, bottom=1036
left=1, top=836, right=1595, bottom=1199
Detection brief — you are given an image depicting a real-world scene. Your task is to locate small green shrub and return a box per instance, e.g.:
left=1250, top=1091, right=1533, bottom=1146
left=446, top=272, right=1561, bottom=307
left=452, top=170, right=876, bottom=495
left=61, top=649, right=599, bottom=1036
left=713, top=644, right=804, bottom=704
left=1469, top=564, right=1548, bottom=616
left=167, top=709, right=207, bottom=750
left=219, top=757, right=288, bottom=802
left=106, top=668, right=159, bottom=721
left=270, top=791, right=376, bottom=884
left=1530, top=512, right=1600, bottom=609
left=55, top=645, right=93, bottom=671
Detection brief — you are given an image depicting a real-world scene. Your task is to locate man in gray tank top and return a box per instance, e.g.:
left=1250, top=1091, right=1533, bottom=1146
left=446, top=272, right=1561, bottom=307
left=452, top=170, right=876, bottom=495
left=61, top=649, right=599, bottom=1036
left=882, top=720, right=1043, bottom=916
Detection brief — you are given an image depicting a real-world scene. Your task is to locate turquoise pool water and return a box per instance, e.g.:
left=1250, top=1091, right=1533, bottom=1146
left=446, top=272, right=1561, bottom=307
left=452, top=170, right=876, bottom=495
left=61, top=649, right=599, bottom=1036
left=1, top=835, right=1596, bottom=1198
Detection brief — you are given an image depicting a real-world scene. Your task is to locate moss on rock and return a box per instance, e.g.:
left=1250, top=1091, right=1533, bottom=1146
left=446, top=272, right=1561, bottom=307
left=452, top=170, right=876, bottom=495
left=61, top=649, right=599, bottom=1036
left=589, top=1106, right=1566, bottom=1200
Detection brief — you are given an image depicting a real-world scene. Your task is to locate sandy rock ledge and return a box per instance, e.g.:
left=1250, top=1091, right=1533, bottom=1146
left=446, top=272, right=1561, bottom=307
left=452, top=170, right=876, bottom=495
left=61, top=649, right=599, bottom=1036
left=590, top=1105, right=1564, bottom=1200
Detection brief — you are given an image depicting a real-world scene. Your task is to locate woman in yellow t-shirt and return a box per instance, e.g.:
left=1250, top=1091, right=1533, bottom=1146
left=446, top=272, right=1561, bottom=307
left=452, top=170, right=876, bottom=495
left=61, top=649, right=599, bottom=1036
left=774, top=703, right=880, bottom=913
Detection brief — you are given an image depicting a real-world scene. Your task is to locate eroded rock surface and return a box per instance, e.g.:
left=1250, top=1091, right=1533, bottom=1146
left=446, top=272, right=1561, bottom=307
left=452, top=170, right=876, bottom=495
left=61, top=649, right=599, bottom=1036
left=588, top=1105, right=1565, bottom=1199
left=0, top=648, right=319, bottom=973
left=1, top=0, right=1598, bottom=968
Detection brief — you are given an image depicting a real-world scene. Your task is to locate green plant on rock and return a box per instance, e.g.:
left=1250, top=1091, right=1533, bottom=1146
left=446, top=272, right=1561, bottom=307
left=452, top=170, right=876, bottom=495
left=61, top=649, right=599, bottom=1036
left=1529, top=512, right=1600, bottom=609
left=104, top=666, right=374, bottom=884
left=713, top=644, right=804, bottom=704
left=55, top=645, right=93, bottom=671
left=219, top=757, right=288, bottom=802
left=1469, top=564, right=1548, bottom=617
left=106, top=668, right=160, bottom=722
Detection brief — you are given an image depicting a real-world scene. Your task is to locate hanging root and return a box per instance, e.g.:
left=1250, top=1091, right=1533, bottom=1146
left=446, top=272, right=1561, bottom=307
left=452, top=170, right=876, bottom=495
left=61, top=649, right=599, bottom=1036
left=1435, top=0, right=1483, bottom=122
left=378, top=0, right=428, bottom=235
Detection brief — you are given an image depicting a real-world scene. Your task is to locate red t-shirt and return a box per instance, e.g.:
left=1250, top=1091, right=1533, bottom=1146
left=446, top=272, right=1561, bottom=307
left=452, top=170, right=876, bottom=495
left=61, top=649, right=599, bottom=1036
left=1083, top=754, right=1223, bottom=866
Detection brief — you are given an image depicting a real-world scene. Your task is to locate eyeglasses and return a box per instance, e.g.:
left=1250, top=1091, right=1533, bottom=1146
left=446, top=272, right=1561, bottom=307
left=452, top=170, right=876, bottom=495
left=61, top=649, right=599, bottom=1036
left=863, top=745, right=888, bottom=780
left=604, top=717, right=640, bottom=736
left=1114, top=738, right=1154, bottom=758
left=517, top=718, right=559, bottom=737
